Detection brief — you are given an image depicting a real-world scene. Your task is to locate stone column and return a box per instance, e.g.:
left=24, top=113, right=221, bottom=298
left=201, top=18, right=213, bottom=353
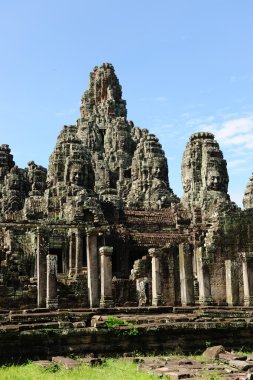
left=68, top=230, right=75, bottom=276
left=179, top=243, right=195, bottom=306
left=75, top=229, right=84, bottom=276
left=99, top=246, right=114, bottom=307
left=36, top=228, right=48, bottom=308
left=62, top=242, right=68, bottom=275
left=196, top=247, right=213, bottom=305
left=86, top=231, right=99, bottom=307
left=149, top=248, right=163, bottom=306
left=46, top=254, right=58, bottom=309
left=225, top=259, right=239, bottom=306
left=242, top=253, right=253, bottom=306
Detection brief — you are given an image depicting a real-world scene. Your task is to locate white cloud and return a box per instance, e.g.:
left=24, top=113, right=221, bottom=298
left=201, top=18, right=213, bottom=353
left=228, top=159, right=246, bottom=168
left=226, top=146, right=249, bottom=157
left=216, top=117, right=253, bottom=140
left=176, top=112, right=253, bottom=188
left=211, top=117, right=253, bottom=153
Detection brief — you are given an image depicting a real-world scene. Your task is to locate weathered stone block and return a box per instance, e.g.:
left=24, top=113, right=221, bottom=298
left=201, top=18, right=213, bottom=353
left=203, top=345, right=225, bottom=359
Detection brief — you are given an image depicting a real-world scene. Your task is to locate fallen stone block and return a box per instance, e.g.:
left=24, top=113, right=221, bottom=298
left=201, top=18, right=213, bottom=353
left=33, top=360, right=52, bottom=368
left=203, top=345, right=225, bottom=359
left=178, top=359, right=193, bottom=365
left=184, top=363, right=203, bottom=370
left=219, top=352, right=247, bottom=363
left=72, top=321, right=86, bottom=328
left=52, top=356, right=79, bottom=369
left=141, top=362, right=164, bottom=370
left=159, top=370, right=192, bottom=379
left=229, top=361, right=253, bottom=371
left=79, top=357, right=102, bottom=366
left=225, top=366, right=239, bottom=374
left=205, top=364, right=228, bottom=370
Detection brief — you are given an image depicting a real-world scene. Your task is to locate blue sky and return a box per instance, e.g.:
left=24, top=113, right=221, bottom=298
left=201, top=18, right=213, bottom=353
left=0, top=0, right=252, bottom=206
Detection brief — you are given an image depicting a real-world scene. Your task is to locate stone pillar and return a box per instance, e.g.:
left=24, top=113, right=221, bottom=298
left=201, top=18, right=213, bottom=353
left=46, top=254, right=58, bottom=309
left=149, top=248, right=163, bottom=306
left=75, top=229, right=84, bottom=276
left=68, top=231, right=75, bottom=276
left=242, top=253, right=253, bottom=306
left=225, top=259, right=239, bottom=306
left=99, top=246, right=114, bottom=307
left=62, top=242, right=68, bottom=275
left=179, top=243, right=195, bottom=306
left=36, top=228, right=48, bottom=308
left=196, top=247, right=213, bottom=305
left=86, top=232, right=99, bottom=307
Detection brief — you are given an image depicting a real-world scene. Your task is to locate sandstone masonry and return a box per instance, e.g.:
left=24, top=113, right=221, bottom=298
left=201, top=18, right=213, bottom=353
left=0, top=63, right=253, bottom=310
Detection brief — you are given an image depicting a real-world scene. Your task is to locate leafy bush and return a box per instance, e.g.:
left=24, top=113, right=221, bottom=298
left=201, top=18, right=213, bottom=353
left=105, top=316, right=139, bottom=335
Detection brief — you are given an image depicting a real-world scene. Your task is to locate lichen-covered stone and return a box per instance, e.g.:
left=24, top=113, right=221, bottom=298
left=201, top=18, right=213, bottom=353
left=127, top=132, right=177, bottom=208
left=243, top=173, right=253, bottom=209
left=181, top=132, right=234, bottom=220
left=76, top=63, right=176, bottom=208
left=1, top=165, right=28, bottom=214
left=44, top=125, right=105, bottom=223
left=0, top=144, right=15, bottom=182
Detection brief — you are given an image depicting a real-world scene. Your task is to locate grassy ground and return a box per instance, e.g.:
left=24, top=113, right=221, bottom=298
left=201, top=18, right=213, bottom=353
left=0, top=358, right=159, bottom=380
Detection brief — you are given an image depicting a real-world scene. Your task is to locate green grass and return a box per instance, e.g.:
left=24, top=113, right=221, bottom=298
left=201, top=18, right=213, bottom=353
left=0, top=358, right=159, bottom=380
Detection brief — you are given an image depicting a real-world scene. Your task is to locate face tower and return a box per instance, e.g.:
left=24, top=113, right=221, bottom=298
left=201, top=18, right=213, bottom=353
left=181, top=132, right=232, bottom=219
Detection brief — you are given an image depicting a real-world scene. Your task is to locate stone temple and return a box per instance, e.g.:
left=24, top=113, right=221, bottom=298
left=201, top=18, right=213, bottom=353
left=1, top=62, right=253, bottom=312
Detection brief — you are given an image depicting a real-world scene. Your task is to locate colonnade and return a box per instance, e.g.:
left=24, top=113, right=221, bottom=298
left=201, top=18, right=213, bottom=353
left=36, top=227, right=114, bottom=309
left=36, top=225, right=253, bottom=309
left=148, top=243, right=253, bottom=307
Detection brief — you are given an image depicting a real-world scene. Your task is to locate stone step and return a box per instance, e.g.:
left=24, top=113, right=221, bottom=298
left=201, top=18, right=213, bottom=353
left=7, top=311, right=91, bottom=324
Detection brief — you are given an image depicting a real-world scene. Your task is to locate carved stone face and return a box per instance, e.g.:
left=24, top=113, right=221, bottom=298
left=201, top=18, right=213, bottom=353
left=28, top=163, right=46, bottom=192
left=182, top=176, right=192, bottom=193
left=152, top=164, right=162, bottom=179
left=206, top=170, right=223, bottom=191
left=118, top=134, right=126, bottom=150
left=69, top=165, right=84, bottom=186
left=8, top=173, right=21, bottom=190
left=4, top=195, right=22, bottom=212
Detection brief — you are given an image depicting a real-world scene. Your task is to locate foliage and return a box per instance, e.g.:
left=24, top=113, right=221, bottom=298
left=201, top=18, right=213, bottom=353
left=105, top=316, right=139, bottom=335
left=0, top=359, right=158, bottom=380
left=104, top=316, right=126, bottom=328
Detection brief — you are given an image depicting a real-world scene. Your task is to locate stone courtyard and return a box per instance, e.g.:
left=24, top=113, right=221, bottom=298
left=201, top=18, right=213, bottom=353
left=1, top=63, right=253, bottom=358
